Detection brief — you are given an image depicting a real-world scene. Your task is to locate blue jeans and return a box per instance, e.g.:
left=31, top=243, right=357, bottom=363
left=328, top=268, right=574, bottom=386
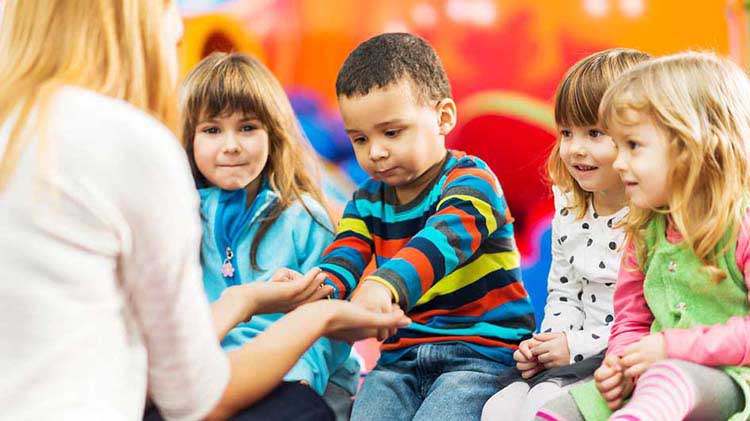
left=352, top=343, right=514, bottom=421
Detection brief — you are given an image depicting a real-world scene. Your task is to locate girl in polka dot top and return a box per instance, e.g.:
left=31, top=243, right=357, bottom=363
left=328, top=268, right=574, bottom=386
left=537, top=52, right=750, bottom=421
left=482, top=48, right=650, bottom=421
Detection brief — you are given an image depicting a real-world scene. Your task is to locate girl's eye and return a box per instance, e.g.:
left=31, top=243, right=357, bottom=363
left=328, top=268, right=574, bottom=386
left=560, top=129, right=572, bottom=138
left=202, top=127, right=220, bottom=134
left=589, top=129, right=604, bottom=138
left=351, top=136, right=367, bottom=144
left=240, top=124, right=257, bottom=132
left=627, top=140, right=639, bottom=150
left=384, top=129, right=401, bottom=138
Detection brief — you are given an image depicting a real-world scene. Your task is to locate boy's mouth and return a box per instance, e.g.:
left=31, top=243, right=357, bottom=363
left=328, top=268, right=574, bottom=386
left=375, top=167, right=398, bottom=176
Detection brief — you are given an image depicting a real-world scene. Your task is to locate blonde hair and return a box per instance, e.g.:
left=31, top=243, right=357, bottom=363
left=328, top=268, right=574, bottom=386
left=547, top=48, right=651, bottom=218
left=601, top=52, right=750, bottom=281
left=0, top=0, right=177, bottom=191
left=181, top=52, right=332, bottom=270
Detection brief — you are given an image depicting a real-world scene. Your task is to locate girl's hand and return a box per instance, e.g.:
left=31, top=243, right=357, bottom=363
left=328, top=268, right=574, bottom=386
left=530, top=332, right=571, bottom=369
left=514, top=338, right=543, bottom=378
left=621, top=333, right=667, bottom=378
left=305, top=300, right=411, bottom=344
left=252, top=267, right=333, bottom=315
left=594, top=355, right=632, bottom=410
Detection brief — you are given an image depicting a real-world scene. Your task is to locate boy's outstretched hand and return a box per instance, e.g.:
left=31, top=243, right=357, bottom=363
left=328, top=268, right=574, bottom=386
left=351, top=280, right=398, bottom=341
left=594, top=354, right=633, bottom=411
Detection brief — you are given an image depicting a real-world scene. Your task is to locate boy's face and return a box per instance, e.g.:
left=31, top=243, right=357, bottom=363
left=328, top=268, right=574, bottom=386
left=339, top=79, right=451, bottom=191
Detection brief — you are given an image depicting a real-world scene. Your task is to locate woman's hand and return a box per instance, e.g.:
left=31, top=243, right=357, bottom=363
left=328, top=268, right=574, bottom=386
left=304, top=300, right=411, bottom=345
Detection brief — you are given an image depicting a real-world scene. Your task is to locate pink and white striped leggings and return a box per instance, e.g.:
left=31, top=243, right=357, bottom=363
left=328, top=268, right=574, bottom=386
left=535, top=360, right=743, bottom=421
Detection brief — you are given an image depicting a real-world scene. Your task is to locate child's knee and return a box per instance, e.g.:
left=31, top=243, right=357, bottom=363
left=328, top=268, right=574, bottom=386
left=481, top=381, right=529, bottom=420
left=535, top=393, right=583, bottom=421
left=641, top=359, right=693, bottom=382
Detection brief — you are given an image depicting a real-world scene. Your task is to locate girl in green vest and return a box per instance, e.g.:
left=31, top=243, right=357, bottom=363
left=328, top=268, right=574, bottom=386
left=536, top=52, right=750, bottom=421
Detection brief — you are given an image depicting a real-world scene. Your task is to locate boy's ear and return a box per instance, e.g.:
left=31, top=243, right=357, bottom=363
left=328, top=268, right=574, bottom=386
left=436, top=98, right=457, bottom=136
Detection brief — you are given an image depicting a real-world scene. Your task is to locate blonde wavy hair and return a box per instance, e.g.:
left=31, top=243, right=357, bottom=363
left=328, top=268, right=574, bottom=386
left=180, top=53, right=333, bottom=270
left=600, top=52, right=750, bottom=281
left=547, top=48, right=651, bottom=218
left=0, top=0, right=177, bottom=191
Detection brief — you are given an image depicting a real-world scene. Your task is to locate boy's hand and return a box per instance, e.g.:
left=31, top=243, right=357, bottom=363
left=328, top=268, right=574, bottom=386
left=530, top=332, right=571, bottom=369
left=620, top=333, right=666, bottom=378
left=351, top=280, right=397, bottom=341
left=514, top=338, right=543, bottom=378
left=594, top=355, right=632, bottom=411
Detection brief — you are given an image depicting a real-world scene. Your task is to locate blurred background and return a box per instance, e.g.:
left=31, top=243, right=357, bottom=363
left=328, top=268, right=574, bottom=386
left=175, top=0, right=750, bottom=334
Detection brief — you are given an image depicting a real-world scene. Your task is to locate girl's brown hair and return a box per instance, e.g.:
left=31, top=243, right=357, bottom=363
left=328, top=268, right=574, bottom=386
left=181, top=52, right=333, bottom=270
left=547, top=48, right=651, bottom=218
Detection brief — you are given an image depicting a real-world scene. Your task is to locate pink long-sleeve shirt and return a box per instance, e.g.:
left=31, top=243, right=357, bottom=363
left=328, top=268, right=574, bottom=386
left=608, top=212, right=750, bottom=367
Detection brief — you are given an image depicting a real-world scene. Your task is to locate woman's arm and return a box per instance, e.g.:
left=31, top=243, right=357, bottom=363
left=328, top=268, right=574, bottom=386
left=205, top=300, right=410, bottom=419
left=210, top=268, right=333, bottom=341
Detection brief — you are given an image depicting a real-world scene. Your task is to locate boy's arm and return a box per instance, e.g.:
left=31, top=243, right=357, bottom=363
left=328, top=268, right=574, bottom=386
left=364, top=165, right=514, bottom=311
left=319, top=196, right=375, bottom=299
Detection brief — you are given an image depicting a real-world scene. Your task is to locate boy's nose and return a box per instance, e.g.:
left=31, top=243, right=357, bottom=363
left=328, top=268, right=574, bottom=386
left=369, top=142, right=389, bottom=161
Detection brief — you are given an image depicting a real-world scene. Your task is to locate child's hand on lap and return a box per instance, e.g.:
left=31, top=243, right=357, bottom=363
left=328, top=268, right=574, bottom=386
left=594, top=354, right=633, bottom=410
left=351, top=280, right=397, bottom=341
left=530, top=332, right=571, bottom=369
left=514, top=337, right=543, bottom=378
left=620, top=333, right=666, bottom=378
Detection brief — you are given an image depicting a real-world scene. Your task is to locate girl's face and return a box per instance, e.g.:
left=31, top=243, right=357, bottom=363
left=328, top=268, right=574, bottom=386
left=610, top=110, right=671, bottom=209
left=193, top=111, right=270, bottom=191
left=558, top=125, right=623, bottom=196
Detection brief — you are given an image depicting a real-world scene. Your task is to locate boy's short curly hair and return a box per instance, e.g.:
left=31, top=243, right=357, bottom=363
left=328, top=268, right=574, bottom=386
left=335, top=32, right=451, bottom=102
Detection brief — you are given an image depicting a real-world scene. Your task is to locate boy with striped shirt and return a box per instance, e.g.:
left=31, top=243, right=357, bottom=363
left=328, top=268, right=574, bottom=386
left=320, top=32, right=536, bottom=420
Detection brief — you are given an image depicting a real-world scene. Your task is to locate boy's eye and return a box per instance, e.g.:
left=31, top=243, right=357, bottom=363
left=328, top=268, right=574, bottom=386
left=627, top=140, right=639, bottom=150
left=560, top=129, right=572, bottom=138
left=589, top=129, right=604, bottom=138
left=384, top=129, right=401, bottom=138
left=202, top=126, right=220, bottom=134
left=351, top=136, right=367, bottom=144
left=240, top=124, right=257, bottom=132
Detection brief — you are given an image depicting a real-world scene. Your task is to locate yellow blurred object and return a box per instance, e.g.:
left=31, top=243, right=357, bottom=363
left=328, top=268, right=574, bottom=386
left=178, top=13, right=265, bottom=77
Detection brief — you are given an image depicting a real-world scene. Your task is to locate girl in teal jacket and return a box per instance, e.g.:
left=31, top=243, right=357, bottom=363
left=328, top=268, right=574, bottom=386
left=180, top=52, right=359, bottom=411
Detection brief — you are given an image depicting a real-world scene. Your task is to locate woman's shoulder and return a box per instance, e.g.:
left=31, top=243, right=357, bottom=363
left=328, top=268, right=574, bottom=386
left=51, top=86, right=179, bottom=157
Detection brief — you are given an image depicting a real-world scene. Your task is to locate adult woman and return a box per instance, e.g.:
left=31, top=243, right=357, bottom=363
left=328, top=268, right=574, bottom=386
left=0, top=1, right=408, bottom=419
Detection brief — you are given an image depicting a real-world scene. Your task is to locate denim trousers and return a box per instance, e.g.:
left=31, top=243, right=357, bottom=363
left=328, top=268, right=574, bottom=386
left=351, top=343, right=514, bottom=421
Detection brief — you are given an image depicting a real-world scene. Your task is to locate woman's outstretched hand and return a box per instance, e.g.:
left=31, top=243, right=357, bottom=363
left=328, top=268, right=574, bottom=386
left=304, top=300, right=411, bottom=344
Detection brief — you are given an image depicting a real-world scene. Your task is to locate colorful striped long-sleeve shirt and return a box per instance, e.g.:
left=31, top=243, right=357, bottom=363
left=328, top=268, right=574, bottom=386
left=319, top=150, right=536, bottom=365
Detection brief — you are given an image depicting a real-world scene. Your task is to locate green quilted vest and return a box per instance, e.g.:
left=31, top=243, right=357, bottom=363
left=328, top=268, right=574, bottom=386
left=571, top=214, right=750, bottom=421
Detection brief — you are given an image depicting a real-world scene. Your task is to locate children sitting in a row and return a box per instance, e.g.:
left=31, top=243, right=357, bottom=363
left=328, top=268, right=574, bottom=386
left=185, top=31, right=750, bottom=421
